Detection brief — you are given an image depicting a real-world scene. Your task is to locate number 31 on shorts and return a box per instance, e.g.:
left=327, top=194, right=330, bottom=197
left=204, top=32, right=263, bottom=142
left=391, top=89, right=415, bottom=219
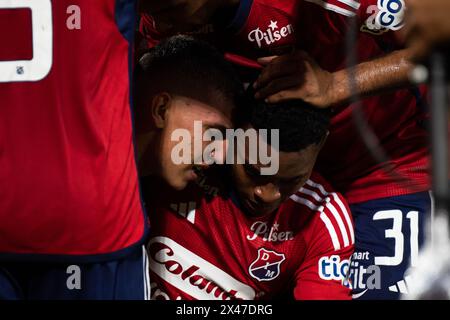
left=373, top=210, right=419, bottom=267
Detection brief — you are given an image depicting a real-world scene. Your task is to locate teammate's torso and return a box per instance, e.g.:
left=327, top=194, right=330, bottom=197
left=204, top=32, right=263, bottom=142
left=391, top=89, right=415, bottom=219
left=296, top=1, right=430, bottom=202
left=143, top=172, right=352, bottom=300
left=0, top=0, right=147, bottom=260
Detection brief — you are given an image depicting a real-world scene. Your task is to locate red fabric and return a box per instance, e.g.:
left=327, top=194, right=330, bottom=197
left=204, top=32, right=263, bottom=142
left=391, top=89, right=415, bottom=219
left=0, top=8, right=32, bottom=60
left=146, top=172, right=354, bottom=300
left=0, top=0, right=145, bottom=257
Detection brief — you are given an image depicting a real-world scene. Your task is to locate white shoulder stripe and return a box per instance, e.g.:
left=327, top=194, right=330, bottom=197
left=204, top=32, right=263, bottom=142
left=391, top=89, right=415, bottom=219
left=290, top=193, right=347, bottom=250
left=306, top=179, right=329, bottom=197
left=332, top=193, right=355, bottom=244
left=320, top=212, right=341, bottom=250
left=304, top=0, right=356, bottom=17
left=325, top=201, right=350, bottom=247
left=293, top=184, right=355, bottom=247
left=290, top=194, right=322, bottom=211
left=298, top=187, right=323, bottom=202
left=339, top=0, right=361, bottom=10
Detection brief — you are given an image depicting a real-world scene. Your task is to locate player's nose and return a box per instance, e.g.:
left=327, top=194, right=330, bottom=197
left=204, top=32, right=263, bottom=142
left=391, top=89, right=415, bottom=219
left=254, top=183, right=281, bottom=204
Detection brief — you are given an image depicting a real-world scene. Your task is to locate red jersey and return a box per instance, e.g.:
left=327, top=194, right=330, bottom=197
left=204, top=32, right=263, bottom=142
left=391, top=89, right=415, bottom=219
left=143, top=172, right=354, bottom=300
left=0, top=0, right=147, bottom=261
left=140, top=0, right=430, bottom=204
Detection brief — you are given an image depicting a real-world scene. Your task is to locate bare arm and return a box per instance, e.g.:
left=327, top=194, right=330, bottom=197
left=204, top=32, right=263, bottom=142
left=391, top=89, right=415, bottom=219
left=254, top=48, right=415, bottom=108
left=327, top=48, right=414, bottom=106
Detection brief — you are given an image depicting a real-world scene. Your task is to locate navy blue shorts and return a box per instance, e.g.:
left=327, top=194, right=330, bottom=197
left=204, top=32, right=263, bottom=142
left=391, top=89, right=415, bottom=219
left=348, top=192, right=432, bottom=300
left=0, top=246, right=150, bottom=300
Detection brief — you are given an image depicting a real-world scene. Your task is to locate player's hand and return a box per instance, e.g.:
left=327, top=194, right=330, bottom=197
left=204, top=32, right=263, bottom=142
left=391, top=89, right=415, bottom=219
left=405, top=0, right=450, bottom=62
left=253, top=51, right=334, bottom=108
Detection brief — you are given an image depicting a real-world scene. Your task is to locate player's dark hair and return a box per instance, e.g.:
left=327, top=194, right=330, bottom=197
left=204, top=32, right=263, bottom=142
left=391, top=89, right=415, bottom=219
left=135, top=35, right=242, bottom=108
left=237, top=88, right=331, bottom=152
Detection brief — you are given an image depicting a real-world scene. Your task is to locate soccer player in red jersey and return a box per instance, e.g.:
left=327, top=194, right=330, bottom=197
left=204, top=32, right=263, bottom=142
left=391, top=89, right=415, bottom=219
left=143, top=95, right=354, bottom=300
left=0, top=2, right=239, bottom=299
left=139, top=0, right=431, bottom=299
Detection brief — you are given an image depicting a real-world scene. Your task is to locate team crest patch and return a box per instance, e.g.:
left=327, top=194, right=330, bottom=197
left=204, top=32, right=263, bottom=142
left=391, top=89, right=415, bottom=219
left=249, top=248, right=285, bottom=281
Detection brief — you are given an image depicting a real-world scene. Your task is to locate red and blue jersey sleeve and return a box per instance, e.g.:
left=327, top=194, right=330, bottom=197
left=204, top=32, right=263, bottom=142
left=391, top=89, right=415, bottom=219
left=292, top=175, right=354, bottom=300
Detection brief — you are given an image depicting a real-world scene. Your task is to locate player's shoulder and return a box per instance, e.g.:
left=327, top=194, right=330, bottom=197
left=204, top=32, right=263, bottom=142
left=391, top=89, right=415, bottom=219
left=302, top=0, right=361, bottom=17
left=256, top=0, right=299, bottom=10
left=302, top=0, right=377, bottom=11
left=302, top=0, right=405, bottom=23
left=289, top=172, right=354, bottom=249
left=289, top=171, right=339, bottom=210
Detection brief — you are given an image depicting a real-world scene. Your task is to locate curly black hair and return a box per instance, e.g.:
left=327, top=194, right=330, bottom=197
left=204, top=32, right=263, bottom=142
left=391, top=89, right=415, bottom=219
left=237, top=87, right=331, bottom=152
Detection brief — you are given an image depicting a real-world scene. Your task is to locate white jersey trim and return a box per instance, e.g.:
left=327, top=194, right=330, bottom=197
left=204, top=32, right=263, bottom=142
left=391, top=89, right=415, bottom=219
left=290, top=179, right=355, bottom=250
left=320, top=212, right=341, bottom=250
left=339, top=0, right=361, bottom=10
left=304, top=0, right=357, bottom=17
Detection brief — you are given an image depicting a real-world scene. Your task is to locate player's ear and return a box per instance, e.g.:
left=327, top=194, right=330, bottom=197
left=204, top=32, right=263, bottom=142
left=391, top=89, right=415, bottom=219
left=151, top=92, right=171, bottom=129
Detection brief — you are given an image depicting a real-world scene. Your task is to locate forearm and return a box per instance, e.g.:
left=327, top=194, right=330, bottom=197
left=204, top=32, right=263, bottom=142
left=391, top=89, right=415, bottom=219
left=329, top=49, right=415, bottom=106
